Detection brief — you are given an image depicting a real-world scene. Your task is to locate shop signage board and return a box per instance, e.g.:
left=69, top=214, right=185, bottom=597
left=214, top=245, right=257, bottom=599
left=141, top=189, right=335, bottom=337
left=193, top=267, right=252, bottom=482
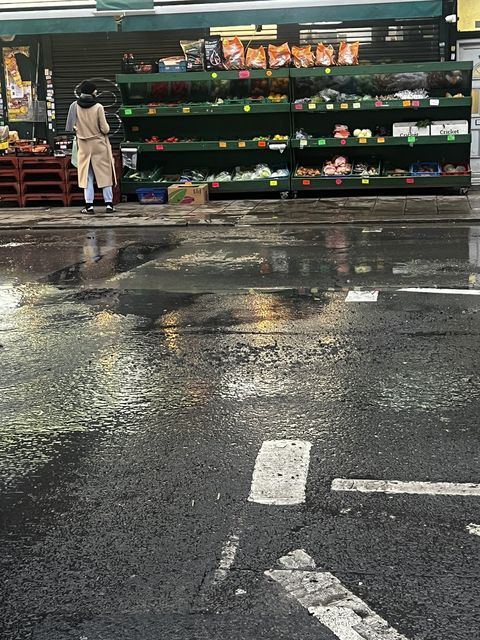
left=458, top=0, right=480, bottom=32
left=2, top=47, right=34, bottom=122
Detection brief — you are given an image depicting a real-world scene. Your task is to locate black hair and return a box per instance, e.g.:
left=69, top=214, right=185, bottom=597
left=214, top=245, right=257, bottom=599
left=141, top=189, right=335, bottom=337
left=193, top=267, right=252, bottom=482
left=79, top=81, right=97, bottom=95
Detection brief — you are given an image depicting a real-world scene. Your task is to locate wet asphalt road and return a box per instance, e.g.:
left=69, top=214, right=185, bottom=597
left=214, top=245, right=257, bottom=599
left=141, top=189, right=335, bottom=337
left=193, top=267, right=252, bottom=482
left=1, top=224, right=480, bottom=639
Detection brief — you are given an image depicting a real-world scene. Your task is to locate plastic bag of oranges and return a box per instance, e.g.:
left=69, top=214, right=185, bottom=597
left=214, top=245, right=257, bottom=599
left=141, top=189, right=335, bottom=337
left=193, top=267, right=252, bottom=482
left=268, top=43, right=291, bottom=69
left=246, top=46, right=267, bottom=69
left=315, top=43, right=335, bottom=66
left=337, top=41, right=359, bottom=65
left=223, top=36, right=245, bottom=69
left=292, top=45, right=314, bottom=68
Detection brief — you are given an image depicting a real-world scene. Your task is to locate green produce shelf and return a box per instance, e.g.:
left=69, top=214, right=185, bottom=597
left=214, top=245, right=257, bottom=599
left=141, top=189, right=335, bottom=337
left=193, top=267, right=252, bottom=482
left=121, top=178, right=290, bottom=194
left=290, top=61, right=473, bottom=78
left=121, top=140, right=289, bottom=152
left=116, top=69, right=289, bottom=83
left=120, top=103, right=290, bottom=117
left=292, top=97, right=472, bottom=112
left=291, top=175, right=472, bottom=190
left=291, top=134, right=471, bottom=148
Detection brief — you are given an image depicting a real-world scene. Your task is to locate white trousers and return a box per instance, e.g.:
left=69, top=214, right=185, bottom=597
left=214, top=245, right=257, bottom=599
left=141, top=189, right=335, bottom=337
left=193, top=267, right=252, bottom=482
left=84, top=165, right=113, bottom=204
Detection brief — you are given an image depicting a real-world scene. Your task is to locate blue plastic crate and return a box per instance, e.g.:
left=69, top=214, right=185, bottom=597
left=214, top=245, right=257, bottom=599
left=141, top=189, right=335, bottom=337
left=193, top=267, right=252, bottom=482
left=158, top=61, right=187, bottom=73
left=136, top=187, right=168, bottom=204
left=410, top=162, right=441, bottom=177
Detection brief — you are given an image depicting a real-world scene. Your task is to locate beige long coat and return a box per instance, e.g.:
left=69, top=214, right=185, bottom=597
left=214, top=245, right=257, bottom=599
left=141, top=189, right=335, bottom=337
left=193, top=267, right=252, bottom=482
left=75, top=103, right=116, bottom=189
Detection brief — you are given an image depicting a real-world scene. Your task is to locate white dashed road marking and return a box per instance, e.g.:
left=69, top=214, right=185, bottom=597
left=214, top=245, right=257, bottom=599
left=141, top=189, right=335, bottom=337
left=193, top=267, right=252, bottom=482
left=266, top=550, right=409, bottom=640
left=248, top=440, right=311, bottom=505
left=345, top=290, right=379, bottom=302
left=467, top=523, right=480, bottom=537
left=332, top=478, right=480, bottom=497
left=398, top=287, right=480, bottom=296
left=214, top=534, right=240, bottom=583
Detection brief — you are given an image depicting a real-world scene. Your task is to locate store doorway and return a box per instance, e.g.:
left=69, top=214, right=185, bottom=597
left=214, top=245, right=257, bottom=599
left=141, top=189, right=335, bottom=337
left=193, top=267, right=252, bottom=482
left=457, top=39, right=480, bottom=184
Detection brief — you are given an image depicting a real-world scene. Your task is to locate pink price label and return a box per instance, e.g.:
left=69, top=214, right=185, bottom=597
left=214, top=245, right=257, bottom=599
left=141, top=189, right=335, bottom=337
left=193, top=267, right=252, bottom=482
left=155, top=144, right=164, bottom=150
left=375, top=101, right=383, bottom=107
left=295, top=103, right=303, bottom=110
left=212, top=182, right=220, bottom=188
left=406, top=178, right=415, bottom=184
left=412, top=100, right=420, bottom=107
left=335, top=179, right=343, bottom=185
left=340, top=139, right=347, bottom=145
left=238, top=70, right=250, bottom=79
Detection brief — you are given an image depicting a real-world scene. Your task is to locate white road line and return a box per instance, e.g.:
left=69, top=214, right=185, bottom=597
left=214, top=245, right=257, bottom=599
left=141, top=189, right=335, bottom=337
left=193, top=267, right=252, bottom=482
left=248, top=440, right=311, bottom=505
left=398, top=287, right=480, bottom=296
left=266, top=550, right=408, bottom=640
left=362, top=227, right=383, bottom=233
left=467, top=523, right=480, bottom=537
left=213, top=534, right=240, bottom=583
left=345, top=290, right=379, bottom=302
left=332, top=478, right=480, bottom=496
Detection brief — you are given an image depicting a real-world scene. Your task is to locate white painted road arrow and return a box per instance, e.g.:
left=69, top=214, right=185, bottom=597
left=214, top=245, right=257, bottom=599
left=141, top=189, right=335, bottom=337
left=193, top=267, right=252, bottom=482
left=265, top=550, right=409, bottom=640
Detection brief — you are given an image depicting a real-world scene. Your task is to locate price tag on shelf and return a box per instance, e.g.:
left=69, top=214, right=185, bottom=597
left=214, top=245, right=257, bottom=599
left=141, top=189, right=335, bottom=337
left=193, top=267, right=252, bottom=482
left=300, top=139, right=308, bottom=148
left=402, top=100, right=411, bottom=107
left=124, top=108, right=132, bottom=115
left=340, top=139, right=347, bottom=145
left=447, top=134, right=456, bottom=141
left=377, top=137, right=385, bottom=143
left=326, top=104, right=334, bottom=110
left=407, top=136, right=416, bottom=143
left=359, top=138, right=367, bottom=144
left=362, top=179, right=370, bottom=185
left=258, top=140, right=267, bottom=147
left=318, top=139, right=326, bottom=145
left=132, top=126, right=139, bottom=132
left=182, top=107, right=190, bottom=113
left=238, top=141, right=246, bottom=148
left=212, top=182, right=220, bottom=188
left=308, top=103, right=316, bottom=110
left=219, top=141, right=227, bottom=148
left=430, top=98, right=440, bottom=106
left=412, top=100, right=420, bottom=107
left=155, top=144, right=164, bottom=151
left=266, top=70, right=272, bottom=77
left=325, top=67, right=332, bottom=74
left=270, top=180, right=278, bottom=187
left=148, top=108, right=156, bottom=115
left=211, top=72, right=218, bottom=78
left=374, top=101, right=383, bottom=107
left=340, top=103, right=349, bottom=109
left=335, top=178, right=342, bottom=185
left=243, top=105, right=251, bottom=113
left=302, top=179, right=311, bottom=186
left=406, top=178, right=415, bottom=184
left=239, top=70, right=250, bottom=79
left=353, top=102, right=361, bottom=109
left=295, top=103, right=303, bottom=110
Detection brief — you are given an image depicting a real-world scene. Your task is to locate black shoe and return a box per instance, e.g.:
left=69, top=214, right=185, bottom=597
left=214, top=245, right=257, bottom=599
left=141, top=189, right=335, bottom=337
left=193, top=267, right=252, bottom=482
left=81, top=205, right=94, bottom=214
left=105, top=204, right=116, bottom=214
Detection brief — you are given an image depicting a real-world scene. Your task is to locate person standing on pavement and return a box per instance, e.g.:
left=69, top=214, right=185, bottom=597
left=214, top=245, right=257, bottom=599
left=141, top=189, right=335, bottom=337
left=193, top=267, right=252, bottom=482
left=66, top=81, right=116, bottom=214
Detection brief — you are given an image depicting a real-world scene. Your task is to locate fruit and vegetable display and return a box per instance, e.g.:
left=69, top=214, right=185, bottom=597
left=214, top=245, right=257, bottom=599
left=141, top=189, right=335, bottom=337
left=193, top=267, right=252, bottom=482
left=142, top=134, right=289, bottom=143
left=322, top=156, right=352, bottom=176
left=442, top=162, right=469, bottom=175
left=353, top=161, right=380, bottom=177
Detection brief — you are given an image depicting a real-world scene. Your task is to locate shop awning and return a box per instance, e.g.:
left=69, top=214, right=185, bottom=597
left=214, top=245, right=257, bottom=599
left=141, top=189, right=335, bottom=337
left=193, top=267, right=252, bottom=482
left=0, top=1, right=116, bottom=36
left=122, top=0, right=443, bottom=31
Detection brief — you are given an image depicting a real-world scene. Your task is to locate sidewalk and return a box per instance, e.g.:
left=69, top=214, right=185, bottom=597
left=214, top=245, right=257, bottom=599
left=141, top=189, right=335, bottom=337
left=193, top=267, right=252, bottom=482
left=0, top=193, right=479, bottom=228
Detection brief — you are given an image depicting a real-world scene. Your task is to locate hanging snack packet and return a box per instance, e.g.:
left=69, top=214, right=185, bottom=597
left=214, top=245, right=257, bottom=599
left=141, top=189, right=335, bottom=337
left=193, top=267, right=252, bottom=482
left=292, top=45, right=315, bottom=68
left=246, top=46, right=267, bottom=69
left=268, top=43, right=291, bottom=69
left=337, top=41, right=359, bottom=65
left=204, top=37, right=223, bottom=70
left=315, top=43, right=335, bottom=66
left=180, top=39, right=204, bottom=71
left=223, top=36, right=245, bottom=70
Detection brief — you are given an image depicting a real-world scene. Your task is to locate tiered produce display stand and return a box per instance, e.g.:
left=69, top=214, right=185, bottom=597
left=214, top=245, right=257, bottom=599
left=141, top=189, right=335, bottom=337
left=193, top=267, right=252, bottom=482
left=116, top=61, right=473, bottom=198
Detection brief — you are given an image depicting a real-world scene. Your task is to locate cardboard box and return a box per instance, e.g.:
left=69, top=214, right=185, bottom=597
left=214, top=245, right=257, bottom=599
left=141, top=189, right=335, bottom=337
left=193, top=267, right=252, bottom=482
left=430, top=120, right=469, bottom=135
left=392, top=122, right=430, bottom=137
left=168, top=183, right=209, bottom=205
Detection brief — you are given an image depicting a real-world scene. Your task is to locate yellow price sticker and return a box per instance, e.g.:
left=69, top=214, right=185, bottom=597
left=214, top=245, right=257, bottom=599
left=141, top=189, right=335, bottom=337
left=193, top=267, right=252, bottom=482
left=308, top=103, right=316, bottom=110
left=148, top=108, right=156, bottom=115
left=211, top=72, right=218, bottom=78
left=340, top=103, right=349, bottom=109
left=377, top=137, right=385, bottom=143
left=270, top=180, right=278, bottom=186
left=238, top=141, right=246, bottom=148
left=362, top=179, right=370, bottom=185
left=359, top=138, right=367, bottom=144
left=325, top=67, right=332, bottom=74
left=219, top=141, right=227, bottom=148
left=243, top=105, right=251, bottom=112
left=402, top=100, right=411, bottom=107
left=182, top=107, right=190, bottom=113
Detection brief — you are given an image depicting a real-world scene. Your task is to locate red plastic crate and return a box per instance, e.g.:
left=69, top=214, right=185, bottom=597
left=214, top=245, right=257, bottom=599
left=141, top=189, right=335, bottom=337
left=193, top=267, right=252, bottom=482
left=23, top=193, right=68, bottom=207
left=0, top=194, right=23, bottom=207
left=0, top=155, right=19, bottom=170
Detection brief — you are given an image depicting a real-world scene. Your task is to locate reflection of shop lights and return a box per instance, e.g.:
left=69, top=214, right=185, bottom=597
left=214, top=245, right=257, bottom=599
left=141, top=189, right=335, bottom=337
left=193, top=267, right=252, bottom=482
left=93, top=309, right=121, bottom=327
left=0, top=285, right=21, bottom=311
left=160, top=311, right=180, bottom=352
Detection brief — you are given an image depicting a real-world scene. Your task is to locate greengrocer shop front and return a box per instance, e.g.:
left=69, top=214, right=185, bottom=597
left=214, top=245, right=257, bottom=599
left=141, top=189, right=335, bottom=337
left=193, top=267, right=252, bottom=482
left=0, top=0, right=475, bottom=205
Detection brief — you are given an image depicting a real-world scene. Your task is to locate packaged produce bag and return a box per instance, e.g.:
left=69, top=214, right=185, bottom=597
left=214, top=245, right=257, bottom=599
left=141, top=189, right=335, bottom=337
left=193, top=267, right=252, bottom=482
left=337, top=41, right=359, bottom=65
left=315, top=43, right=335, bottom=66
left=268, top=43, right=291, bottom=69
left=223, top=36, right=245, bottom=70
left=246, top=46, right=267, bottom=69
left=204, top=37, right=223, bottom=70
left=292, top=45, right=314, bottom=68
left=180, top=39, right=204, bottom=71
